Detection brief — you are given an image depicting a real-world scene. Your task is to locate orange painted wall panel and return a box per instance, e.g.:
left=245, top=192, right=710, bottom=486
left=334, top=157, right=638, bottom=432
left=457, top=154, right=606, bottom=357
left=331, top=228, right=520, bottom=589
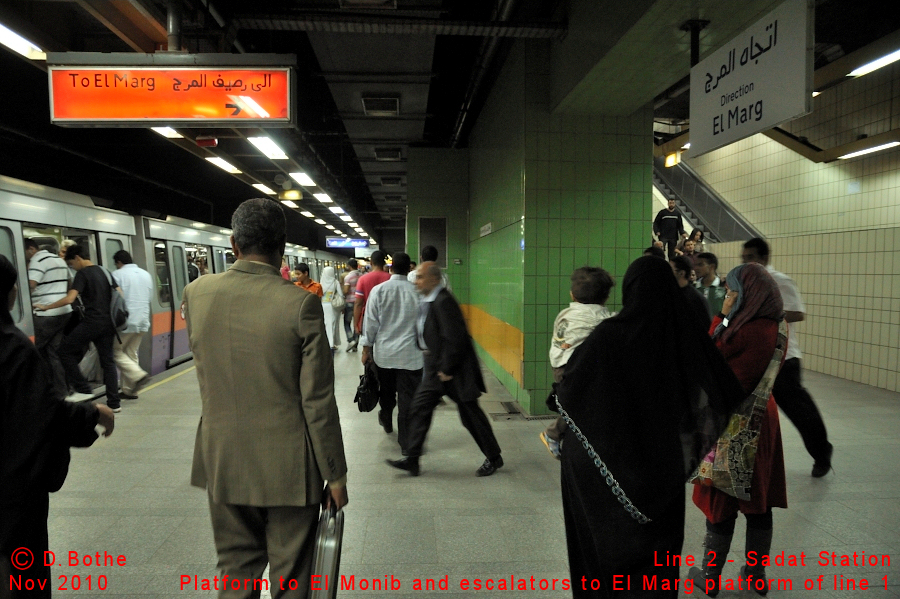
left=462, top=304, right=524, bottom=387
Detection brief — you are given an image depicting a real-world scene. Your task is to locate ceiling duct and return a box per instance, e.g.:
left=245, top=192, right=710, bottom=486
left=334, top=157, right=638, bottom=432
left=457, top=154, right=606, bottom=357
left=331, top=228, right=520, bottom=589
left=362, top=97, right=400, bottom=116
left=381, top=195, right=404, bottom=202
left=380, top=176, right=403, bottom=186
left=233, top=15, right=566, bottom=38
left=374, top=148, right=403, bottom=161
left=339, top=0, right=397, bottom=8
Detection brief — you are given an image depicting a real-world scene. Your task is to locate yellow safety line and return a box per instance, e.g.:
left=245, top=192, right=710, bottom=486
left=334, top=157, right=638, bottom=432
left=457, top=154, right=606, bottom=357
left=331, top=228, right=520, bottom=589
left=142, top=365, right=196, bottom=393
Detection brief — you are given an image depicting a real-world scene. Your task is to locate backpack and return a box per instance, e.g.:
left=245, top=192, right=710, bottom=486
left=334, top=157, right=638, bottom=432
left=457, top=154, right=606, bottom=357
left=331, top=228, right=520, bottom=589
left=102, top=268, right=129, bottom=333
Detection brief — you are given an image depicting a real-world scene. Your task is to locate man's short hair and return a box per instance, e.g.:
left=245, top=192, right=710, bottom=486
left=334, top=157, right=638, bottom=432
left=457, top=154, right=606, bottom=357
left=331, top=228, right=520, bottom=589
left=370, top=251, right=385, bottom=267
left=696, top=252, right=718, bottom=269
left=24, top=238, right=39, bottom=251
left=297, top=263, right=310, bottom=274
left=743, top=237, right=770, bottom=258
left=348, top=258, right=358, bottom=269
left=420, top=245, right=438, bottom=262
left=670, top=256, right=692, bottom=278
left=391, top=252, right=411, bottom=276
left=643, top=246, right=666, bottom=259
left=231, top=198, right=286, bottom=256
left=113, top=250, right=134, bottom=265
left=64, top=244, right=89, bottom=261
left=570, top=267, right=614, bottom=305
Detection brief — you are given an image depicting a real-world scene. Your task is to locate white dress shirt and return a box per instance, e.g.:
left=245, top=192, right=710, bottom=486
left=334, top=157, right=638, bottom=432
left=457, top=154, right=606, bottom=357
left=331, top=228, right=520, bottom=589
left=361, top=274, right=424, bottom=370
left=766, top=265, right=805, bottom=360
left=113, top=263, right=154, bottom=333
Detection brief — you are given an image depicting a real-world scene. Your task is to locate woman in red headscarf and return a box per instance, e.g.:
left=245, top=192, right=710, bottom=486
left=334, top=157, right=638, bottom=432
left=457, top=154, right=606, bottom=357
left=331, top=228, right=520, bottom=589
left=689, top=263, right=788, bottom=597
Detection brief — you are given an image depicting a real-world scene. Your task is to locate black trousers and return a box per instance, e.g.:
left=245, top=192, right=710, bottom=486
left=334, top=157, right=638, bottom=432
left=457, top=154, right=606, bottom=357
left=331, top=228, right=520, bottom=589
left=377, top=366, right=423, bottom=454
left=772, top=358, right=831, bottom=463
left=58, top=317, right=120, bottom=406
left=660, top=238, right=678, bottom=260
left=342, top=305, right=357, bottom=343
left=33, top=313, right=71, bottom=401
left=0, top=492, right=51, bottom=599
left=405, top=368, right=501, bottom=460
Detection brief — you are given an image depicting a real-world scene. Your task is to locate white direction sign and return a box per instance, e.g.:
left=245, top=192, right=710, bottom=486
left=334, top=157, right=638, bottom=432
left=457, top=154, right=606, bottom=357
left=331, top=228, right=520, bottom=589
left=689, top=0, right=813, bottom=157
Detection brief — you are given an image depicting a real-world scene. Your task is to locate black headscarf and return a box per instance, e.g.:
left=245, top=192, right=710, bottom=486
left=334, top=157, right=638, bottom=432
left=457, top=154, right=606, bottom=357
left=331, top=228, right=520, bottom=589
left=558, top=256, right=745, bottom=518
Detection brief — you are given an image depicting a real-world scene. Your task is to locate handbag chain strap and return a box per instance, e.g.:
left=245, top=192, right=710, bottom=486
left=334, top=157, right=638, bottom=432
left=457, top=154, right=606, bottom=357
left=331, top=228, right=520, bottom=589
left=555, top=397, right=652, bottom=524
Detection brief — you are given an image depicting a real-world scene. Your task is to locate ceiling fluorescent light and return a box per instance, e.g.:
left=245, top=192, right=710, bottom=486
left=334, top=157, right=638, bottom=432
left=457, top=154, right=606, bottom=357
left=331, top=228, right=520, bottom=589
left=314, top=218, right=327, bottom=225
left=329, top=206, right=345, bottom=214
left=280, top=200, right=299, bottom=208
left=847, top=48, right=900, bottom=77
left=191, top=222, right=207, bottom=228
left=0, top=23, right=45, bottom=60
left=290, top=172, right=316, bottom=187
left=837, top=141, right=900, bottom=160
left=811, top=91, right=821, bottom=97
left=219, top=229, right=232, bottom=235
left=253, top=183, right=276, bottom=195
left=151, top=127, right=183, bottom=139
left=348, top=222, right=359, bottom=227
left=369, top=238, right=376, bottom=244
left=205, top=157, right=241, bottom=174
left=314, top=193, right=333, bottom=203
left=248, top=137, right=288, bottom=160
left=340, top=215, right=353, bottom=222
left=325, top=225, right=336, bottom=230
left=300, top=211, right=314, bottom=218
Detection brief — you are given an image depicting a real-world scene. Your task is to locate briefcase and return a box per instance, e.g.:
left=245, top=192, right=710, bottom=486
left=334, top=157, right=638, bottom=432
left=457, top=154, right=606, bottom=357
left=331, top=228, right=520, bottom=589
left=309, top=504, right=344, bottom=599
left=354, top=361, right=379, bottom=412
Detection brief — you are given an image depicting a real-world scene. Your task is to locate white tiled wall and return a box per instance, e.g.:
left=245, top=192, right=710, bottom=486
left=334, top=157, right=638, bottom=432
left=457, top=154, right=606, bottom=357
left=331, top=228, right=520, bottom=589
left=689, top=64, right=900, bottom=394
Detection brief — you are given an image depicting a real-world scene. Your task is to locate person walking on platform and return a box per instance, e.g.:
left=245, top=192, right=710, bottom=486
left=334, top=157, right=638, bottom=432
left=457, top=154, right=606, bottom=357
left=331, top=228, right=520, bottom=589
left=35, top=245, right=122, bottom=412
left=319, top=266, right=344, bottom=352
left=360, top=253, right=423, bottom=450
left=183, top=198, right=348, bottom=599
left=341, top=259, right=362, bottom=351
left=353, top=250, right=390, bottom=335
left=742, top=238, right=834, bottom=477
left=653, top=198, right=687, bottom=259
left=111, top=250, right=153, bottom=400
left=293, top=263, right=322, bottom=297
left=24, top=238, right=72, bottom=401
left=386, top=262, right=503, bottom=477
left=556, top=256, right=744, bottom=598
left=689, top=263, right=789, bottom=597
left=1, top=254, right=115, bottom=599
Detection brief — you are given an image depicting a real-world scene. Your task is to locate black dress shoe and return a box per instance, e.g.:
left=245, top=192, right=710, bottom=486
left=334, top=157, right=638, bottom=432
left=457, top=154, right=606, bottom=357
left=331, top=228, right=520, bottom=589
left=378, top=410, right=393, bottom=433
left=120, top=392, right=139, bottom=400
left=476, top=456, right=504, bottom=477
left=811, top=444, right=834, bottom=477
left=386, top=457, right=420, bottom=476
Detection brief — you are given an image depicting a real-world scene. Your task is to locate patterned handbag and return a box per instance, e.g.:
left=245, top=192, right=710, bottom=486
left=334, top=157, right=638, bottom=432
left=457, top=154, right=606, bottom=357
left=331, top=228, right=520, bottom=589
left=689, top=320, right=788, bottom=500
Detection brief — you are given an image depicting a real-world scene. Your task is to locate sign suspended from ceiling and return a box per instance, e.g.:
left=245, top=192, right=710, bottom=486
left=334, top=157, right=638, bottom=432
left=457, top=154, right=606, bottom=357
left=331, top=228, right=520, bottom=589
left=688, top=0, right=814, bottom=157
left=326, top=237, right=370, bottom=249
left=46, top=52, right=295, bottom=127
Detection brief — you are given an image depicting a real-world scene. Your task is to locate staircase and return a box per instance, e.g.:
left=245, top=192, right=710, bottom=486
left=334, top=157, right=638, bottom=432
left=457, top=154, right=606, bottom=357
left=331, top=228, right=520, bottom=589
left=652, top=156, right=762, bottom=243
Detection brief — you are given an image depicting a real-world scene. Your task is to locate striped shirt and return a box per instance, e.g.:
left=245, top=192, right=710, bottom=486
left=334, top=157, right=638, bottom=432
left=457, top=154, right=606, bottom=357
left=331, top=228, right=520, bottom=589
left=28, top=250, right=72, bottom=317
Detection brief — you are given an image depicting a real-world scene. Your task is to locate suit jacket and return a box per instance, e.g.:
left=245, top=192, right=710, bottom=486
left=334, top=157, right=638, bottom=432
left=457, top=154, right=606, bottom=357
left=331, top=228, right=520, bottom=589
left=184, top=260, right=347, bottom=507
left=422, top=288, right=486, bottom=402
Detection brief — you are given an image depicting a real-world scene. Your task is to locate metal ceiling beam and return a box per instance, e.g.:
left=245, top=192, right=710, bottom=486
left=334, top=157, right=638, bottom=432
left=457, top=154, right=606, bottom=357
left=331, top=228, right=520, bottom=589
left=233, top=15, right=566, bottom=38
left=75, top=0, right=167, bottom=53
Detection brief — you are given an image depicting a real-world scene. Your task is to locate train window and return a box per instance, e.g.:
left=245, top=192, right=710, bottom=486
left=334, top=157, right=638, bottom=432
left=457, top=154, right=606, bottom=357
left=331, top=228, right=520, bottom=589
left=105, top=238, right=123, bottom=266
left=154, top=243, right=171, bottom=306
left=0, top=227, right=24, bottom=322
left=172, top=245, right=187, bottom=301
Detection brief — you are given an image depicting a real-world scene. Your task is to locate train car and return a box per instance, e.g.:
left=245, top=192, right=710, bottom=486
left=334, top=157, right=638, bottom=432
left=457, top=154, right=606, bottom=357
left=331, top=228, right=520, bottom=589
left=0, top=174, right=349, bottom=391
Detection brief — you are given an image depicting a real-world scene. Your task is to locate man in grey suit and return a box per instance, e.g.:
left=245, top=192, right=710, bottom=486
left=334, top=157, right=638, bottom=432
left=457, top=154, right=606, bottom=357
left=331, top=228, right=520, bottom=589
left=184, top=198, right=348, bottom=599
left=386, top=262, right=503, bottom=477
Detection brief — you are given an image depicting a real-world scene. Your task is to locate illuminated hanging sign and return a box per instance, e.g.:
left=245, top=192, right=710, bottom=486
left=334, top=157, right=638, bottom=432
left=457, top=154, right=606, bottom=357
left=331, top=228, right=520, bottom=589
left=46, top=53, right=295, bottom=127
left=326, top=237, right=370, bottom=248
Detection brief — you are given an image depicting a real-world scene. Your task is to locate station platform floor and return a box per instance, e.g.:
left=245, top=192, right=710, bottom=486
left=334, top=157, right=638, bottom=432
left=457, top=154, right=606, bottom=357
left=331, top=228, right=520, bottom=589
left=47, top=348, right=900, bottom=598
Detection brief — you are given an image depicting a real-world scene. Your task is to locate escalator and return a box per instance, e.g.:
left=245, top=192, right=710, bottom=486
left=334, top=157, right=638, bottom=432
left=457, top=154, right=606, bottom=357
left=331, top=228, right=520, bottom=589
left=653, top=156, right=762, bottom=243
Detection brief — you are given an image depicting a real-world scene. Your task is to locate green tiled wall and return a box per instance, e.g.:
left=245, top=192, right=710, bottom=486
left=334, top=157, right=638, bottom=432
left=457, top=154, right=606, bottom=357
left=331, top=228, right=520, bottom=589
left=469, top=39, right=653, bottom=414
left=406, top=148, right=470, bottom=304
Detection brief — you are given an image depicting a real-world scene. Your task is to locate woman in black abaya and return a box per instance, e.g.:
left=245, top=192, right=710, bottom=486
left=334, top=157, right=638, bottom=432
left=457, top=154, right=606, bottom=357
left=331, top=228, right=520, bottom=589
left=557, top=256, right=745, bottom=598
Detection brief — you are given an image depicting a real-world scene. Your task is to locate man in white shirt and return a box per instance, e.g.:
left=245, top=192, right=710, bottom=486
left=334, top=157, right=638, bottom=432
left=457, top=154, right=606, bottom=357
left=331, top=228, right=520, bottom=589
left=111, top=250, right=154, bottom=399
left=742, top=238, right=833, bottom=477
left=25, top=238, right=72, bottom=400
left=360, top=252, right=424, bottom=452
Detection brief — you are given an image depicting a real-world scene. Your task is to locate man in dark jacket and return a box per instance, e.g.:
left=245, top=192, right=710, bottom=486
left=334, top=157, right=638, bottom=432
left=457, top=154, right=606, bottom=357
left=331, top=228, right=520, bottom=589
left=0, top=254, right=114, bottom=599
left=386, top=262, right=503, bottom=477
left=653, top=199, right=687, bottom=259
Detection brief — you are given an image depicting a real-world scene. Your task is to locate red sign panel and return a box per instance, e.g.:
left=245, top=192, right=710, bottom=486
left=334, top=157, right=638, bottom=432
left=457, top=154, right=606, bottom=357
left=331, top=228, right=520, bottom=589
left=48, top=67, right=291, bottom=125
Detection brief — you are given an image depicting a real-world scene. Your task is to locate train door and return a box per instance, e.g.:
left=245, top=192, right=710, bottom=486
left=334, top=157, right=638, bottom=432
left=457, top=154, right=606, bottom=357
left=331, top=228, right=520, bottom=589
left=0, top=219, right=32, bottom=337
left=167, top=241, right=191, bottom=366
left=212, top=247, right=227, bottom=273
left=97, top=232, right=131, bottom=269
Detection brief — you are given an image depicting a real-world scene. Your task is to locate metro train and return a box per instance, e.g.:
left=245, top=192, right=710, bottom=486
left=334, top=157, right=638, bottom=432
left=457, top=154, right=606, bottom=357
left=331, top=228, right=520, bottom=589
left=0, top=174, right=348, bottom=384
